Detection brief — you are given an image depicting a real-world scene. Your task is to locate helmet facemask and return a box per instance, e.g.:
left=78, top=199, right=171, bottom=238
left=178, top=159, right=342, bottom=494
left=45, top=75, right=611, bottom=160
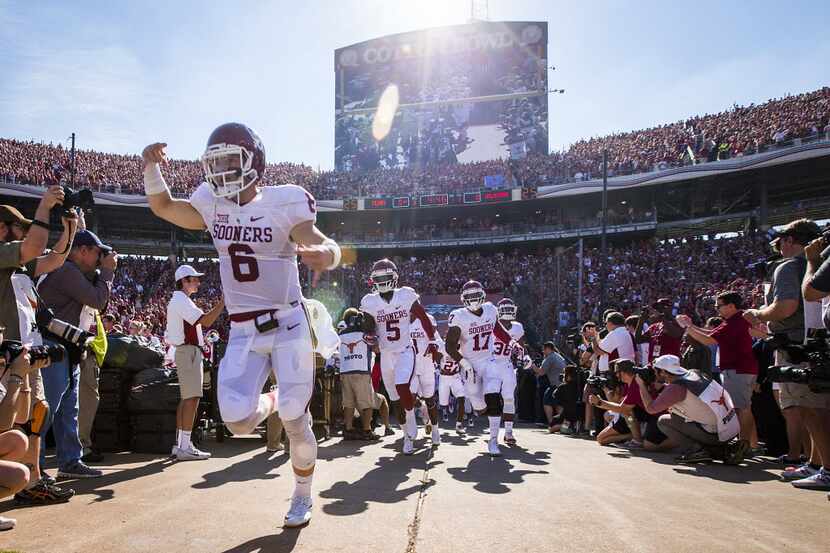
left=498, top=301, right=518, bottom=320
left=462, top=288, right=486, bottom=311
left=370, top=271, right=398, bottom=294
left=201, top=143, right=259, bottom=199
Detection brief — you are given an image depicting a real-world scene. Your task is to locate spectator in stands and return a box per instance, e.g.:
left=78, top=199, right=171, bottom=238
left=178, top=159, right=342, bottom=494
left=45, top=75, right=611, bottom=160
left=102, top=314, right=116, bottom=334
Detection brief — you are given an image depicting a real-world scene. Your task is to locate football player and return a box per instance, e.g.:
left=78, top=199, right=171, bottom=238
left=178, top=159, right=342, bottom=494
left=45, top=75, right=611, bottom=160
left=484, top=298, right=525, bottom=455
left=445, top=280, right=498, bottom=446
left=437, top=339, right=467, bottom=435
left=141, top=123, right=340, bottom=528
left=359, top=259, right=438, bottom=455
left=410, top=312, right=442, bottom=445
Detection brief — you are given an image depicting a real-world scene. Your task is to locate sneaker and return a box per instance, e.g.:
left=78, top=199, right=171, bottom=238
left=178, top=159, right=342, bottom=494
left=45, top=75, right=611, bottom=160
left=504, top=433, right=517, bottom=446
left=676, top=449, right=713, bottom=464
left=81, top=448, right=104, bottom=463
left=41, top=470, right=56, bottom=486
left=383, top=426, right=395, bottom=437
left=617, top=440, right=644, bottom=451
left=15, top=480, right=75, bottom=505
left=0, top=515, right=16, bottom=531
left=284, top=495, right=312, bottom=528
left=776, top=454, right=803, bottom=465
left=360, top=430, right=381, bottom=441
left=782, top=464, right=819, bottom=482
left=560, top=425, right=575, bottom=436
left=267, top=442, right=285, bottom=453
left=488, top=438, right=501, bottom=457
left=747, top=445, right=766, bottom=458
left=455, top=422, right=465, bottom=434
left=403, top=435, right=414, bottom=456
left=173, top=445, right=211, bottom=461
left=791, top=468, right=830, bottom=490
left=442, top=411, right=449, bottom=423
left=467, top=417, right=475, bottom=428
left=58, top=461, right=103, bottom=479
left=431, top=427, right=441, bottom=446
left=723, top=439, right=749, bottom=465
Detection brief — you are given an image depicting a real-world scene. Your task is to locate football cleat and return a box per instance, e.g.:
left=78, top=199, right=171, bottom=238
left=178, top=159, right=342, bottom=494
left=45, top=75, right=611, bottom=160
left=284, top=495, right=313, bottom=528
left=431, top=427, right=441, bottom=446
left=403, top=435, right=414, bottom=456
left=488, top=438, right=501, bottom=457
left=455, top=422, right=465, bottom=434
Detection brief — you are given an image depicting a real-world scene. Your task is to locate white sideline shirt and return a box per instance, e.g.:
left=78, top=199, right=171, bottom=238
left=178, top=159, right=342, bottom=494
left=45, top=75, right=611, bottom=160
left=598, top=326, right=635, bottom=372
left=166, top=291, right=204, bottom=347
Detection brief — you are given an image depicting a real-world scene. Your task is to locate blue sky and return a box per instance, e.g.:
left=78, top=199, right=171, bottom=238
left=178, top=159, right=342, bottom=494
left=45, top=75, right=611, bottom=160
left=1, top=0, right=828, bottom=169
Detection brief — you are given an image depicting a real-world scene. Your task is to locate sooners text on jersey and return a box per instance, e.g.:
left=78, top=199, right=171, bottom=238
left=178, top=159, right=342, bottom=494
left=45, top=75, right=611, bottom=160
left=360, top=287, right=419, bottom=353
left=449, top=302, right=498, bottom=362
left=190, top=182, right=317, bottom=315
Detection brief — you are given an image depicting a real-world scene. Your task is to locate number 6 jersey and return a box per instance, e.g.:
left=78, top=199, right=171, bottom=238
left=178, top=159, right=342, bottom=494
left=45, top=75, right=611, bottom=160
left=360, top=286, right=419, bottom=354
left=190, top=182, right=316, bottom=315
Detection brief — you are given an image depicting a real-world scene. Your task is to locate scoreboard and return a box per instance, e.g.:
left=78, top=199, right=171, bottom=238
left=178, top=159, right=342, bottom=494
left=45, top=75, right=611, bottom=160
left=363, top=189, right=513, bottom=210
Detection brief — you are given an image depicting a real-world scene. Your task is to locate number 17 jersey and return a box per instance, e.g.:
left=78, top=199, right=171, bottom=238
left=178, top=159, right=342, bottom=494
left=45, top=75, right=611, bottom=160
left=448, top=302, right=498, bottom=363
left=190, top=182, right=316, bottom=315
left=360, top=287, right=419, bottom=354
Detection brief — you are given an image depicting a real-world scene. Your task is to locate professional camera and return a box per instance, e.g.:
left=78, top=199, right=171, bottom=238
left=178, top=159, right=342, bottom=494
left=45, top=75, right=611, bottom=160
left=54, top=186, right=94, bottom=216
left=765, top=331, right=830, bottom=394
left=633, top=365, right=657, bottom=385
left=586, top=373, right=619, bottom=394
left=747, top=254, right=783, bottom=280
left=0, top=340, right=65, bottom=364
left=36, top=307, right=94, bottom=347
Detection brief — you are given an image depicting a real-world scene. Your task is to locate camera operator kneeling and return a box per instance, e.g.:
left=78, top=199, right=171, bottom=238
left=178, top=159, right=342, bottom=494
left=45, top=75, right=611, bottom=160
left=637, top=355, right=746, bottom=464
left=546, top=365, right=583, bottom=434
left=588, top=360, right=670, bottom=450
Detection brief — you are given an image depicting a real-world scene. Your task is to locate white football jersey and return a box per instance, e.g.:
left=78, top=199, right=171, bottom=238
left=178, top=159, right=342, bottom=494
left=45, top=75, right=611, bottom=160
left=448, top=302, right=498, bottom=362
left=492, top=320, right=525, bottom=361
left=360, top=286, right=419, bottom=353
left=438, top=341, right=460, bottom=375
left=190, top=183, right=316, bottom=315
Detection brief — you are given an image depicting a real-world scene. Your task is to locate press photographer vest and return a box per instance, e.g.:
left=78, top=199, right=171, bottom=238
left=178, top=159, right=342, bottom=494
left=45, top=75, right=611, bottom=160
left=338, top=330, right=372, bottom=374
left=670, top=372, right=739, bottom=442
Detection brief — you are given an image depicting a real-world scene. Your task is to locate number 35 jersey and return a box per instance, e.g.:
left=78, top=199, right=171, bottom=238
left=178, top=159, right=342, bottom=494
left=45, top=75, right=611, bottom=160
left=448, top=302, right=498, bottom=363
left=360, top=286, right=419, bottom=354
left=190, top=182, right=316, bottom=315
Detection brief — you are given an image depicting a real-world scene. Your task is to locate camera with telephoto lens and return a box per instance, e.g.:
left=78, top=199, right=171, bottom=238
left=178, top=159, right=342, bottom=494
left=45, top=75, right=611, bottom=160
left=586, top=373, right=619, bottom=394
left=0, top=340, right=65, bottom=364
left=35, top=308, right=94, bottom=347
left=54, top=186, right=94, bottom=217
left=765, top=330, right=830, bottom=394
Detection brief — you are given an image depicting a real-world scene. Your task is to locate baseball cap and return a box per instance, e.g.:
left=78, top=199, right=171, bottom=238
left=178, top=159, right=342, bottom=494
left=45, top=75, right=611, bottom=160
left=0, top=205, right=32, bottom=227
left=175, top=264, right=205, bottom=282
left=653, top=355, right=687, bottom=376
left=74, top=229, right=112, bottom=253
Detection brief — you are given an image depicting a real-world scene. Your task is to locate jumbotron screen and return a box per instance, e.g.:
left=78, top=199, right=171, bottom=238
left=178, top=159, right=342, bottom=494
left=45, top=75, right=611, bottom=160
left=334, top=21, right=548, bottom=172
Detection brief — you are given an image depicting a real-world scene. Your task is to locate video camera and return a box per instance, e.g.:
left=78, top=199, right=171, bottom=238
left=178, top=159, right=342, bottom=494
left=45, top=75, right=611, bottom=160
left=0, top=340, right=65, bottom=365
left=765, top=330, right=830, bottom=394
left=36, top=307, right=94, bottom=348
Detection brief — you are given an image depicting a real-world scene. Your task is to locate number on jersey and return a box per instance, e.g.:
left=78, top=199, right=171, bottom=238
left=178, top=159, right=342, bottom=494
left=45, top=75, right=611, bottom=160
left=229, top=243, right=259, bottom=282
left=472, top=331, right=491, bottom=351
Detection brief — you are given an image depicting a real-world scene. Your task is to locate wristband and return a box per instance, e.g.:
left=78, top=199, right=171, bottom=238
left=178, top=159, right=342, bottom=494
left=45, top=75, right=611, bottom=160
left=6, top=374, right=25, bottom=387
left=30, top=219, right=51, bottom=230
left=322, top=238, right=341, bottom=270
left=143, top=163, right=169, bottom=196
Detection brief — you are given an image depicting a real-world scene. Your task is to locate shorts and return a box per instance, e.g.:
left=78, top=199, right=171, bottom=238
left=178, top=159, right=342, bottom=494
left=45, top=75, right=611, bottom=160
left=410, top=352, right=436, bottom=398
left=218, top=306, right=314, bottom=423
left=438, top=373, right=465, bottom=406
left=773, top=349, right=830, bottom=410
left=484, top=359, right=517, bottom=399
left=463, top=357, right=490, bottom=411
left=340, top=372, right=376, bottom=410
left=542, top=386, right=556, bottom=407
left=721, top=370, right=755, bottom=410
left=378, top=346, right=415, bottom=401
left=175, top=345, right=204, bottom=399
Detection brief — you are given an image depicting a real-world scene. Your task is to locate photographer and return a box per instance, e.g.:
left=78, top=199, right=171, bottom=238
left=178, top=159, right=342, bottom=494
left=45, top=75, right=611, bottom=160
left=1, top=202, right=78, bottom=503
left=585, top=312, right=636, bottom=373
left=336, top=308, right=383, bottom=441
left=535, top=341, right=566, bottom=430
left=637, top=355, right=744, bottom=464
left=634, top=298, right=683, bottom=362
left=677, top=291, right=760, bottom=455
left=792, top=229, right=830, bottom=493
left=36, top=230, right=118, bottom=479
left=546, top=365, right=583, bottom=434
left=588, top=360, right=662, bottom=449
left=0, top=332, right=49, bottom=530
left=746, top=219, right=830, bottom=490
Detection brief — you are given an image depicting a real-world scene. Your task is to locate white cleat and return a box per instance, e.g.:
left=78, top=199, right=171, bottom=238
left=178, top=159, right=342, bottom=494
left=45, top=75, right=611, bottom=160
left=284, top=495, right=313, bottom=528
left=403, top=435, right=415, bottom=455
left=173, top=445, right=211, bottom=461
left=488, top=438, right=501, bottom=457
left=431, top=427, right=441, bottom=446
left=455, top=422, right=466, bottom=435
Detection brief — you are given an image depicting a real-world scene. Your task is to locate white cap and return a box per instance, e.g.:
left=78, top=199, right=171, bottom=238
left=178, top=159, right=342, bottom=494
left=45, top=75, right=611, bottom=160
left=175, top=264, right=205, bottom=282
left=653, top=354, right=687, bottom=376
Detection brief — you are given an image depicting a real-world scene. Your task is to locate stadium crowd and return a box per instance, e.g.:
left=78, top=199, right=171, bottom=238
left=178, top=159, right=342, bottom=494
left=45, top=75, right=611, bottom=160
left=2, top=87, right=828, bottom=200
